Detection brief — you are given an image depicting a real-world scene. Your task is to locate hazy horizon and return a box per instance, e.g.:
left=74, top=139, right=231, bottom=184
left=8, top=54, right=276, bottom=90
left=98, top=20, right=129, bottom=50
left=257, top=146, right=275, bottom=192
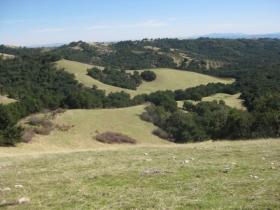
left=1, top=0, right=280, bottom=46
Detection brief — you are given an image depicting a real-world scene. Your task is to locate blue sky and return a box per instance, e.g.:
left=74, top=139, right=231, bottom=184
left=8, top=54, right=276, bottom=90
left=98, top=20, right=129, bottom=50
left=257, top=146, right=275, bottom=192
left=1, top=0, right=280, bottom=46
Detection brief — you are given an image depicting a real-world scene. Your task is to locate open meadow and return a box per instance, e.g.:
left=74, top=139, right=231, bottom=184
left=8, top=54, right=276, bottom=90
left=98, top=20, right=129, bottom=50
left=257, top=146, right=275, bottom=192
left=0, top=139, right=279, bottom=209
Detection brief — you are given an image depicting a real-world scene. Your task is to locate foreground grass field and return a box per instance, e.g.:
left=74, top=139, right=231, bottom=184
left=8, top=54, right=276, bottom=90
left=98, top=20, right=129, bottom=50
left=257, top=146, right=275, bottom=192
left=56, top=59, right=234, bottom=97
left=0, top=140, right=279, bottom=209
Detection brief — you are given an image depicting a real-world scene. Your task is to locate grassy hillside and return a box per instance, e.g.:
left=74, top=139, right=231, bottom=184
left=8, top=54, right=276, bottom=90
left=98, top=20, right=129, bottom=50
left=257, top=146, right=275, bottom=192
left=0, top=95, right=16, bottom=105
left=56, top=59, right=234, bottom=97
left=202, top=93, right=245, bottom=110
left=55, top=59, right=131, bottom=94
left=0, top=53, right=15, bottom=60
left=0, top=139, right=279, bottom=209
left=0, top=105, right=166, bottom=155
left=177, top=93, right=245, bottom=110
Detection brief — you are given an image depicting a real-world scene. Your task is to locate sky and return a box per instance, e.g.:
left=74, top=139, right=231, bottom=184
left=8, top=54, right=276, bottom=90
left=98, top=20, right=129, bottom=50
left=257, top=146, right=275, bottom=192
left=1, top=0, right=280, bottom=46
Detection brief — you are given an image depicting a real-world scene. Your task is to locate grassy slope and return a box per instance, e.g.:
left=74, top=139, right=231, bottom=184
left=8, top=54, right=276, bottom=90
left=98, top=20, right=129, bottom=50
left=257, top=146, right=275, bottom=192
left=0, top=140, right=279, bottom=209
left=202, top=93, right=245, bottom=110
left=0, top=53, right=15, bottom=60
left=55, top=59, right=131, bottom=94
left=0, top=95, right=17, bottom=105
left=177, top=93, right=246, bottom=110
left=0, top=105, right=166, bottom=156
left=56, top=59, right=234, bottom=97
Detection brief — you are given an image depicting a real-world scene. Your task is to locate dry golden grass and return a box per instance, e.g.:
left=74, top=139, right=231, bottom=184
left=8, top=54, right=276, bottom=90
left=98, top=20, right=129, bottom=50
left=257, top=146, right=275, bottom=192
left=0, top=95, right=17, bottom=105
left=0, top=53, right=15, bottom=60
left=56, top=59, right=234, bottom=97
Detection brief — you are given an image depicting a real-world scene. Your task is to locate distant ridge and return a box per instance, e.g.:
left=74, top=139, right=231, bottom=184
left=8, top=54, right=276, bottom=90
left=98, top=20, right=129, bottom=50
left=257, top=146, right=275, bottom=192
left=194, top=32, right=280, bottom=39
left=27, top=43, right=65, bottom=48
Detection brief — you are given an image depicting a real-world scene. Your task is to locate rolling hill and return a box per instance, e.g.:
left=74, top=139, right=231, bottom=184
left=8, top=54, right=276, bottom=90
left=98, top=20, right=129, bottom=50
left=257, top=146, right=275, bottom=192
left=0, top=105, right=166, bottom=156
left=56, top=59, right=234, bottom=97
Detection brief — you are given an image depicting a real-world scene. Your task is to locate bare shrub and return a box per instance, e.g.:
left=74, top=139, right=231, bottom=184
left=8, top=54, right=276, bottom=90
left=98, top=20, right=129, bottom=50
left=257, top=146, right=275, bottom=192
left=34, top=120, right=55, bottom=135
left=95, top=132, right=136, bottom=144
left=152, top=128, right=170, bottom=140
left=21, top=128, right=35, bottom=143
left=28, top=116, right=44, bottom=126
left=56, top=124, right=74, bottom=132
left=140, top=112, right=152, bottom=122
left=50, top=108, right=65, bottom=119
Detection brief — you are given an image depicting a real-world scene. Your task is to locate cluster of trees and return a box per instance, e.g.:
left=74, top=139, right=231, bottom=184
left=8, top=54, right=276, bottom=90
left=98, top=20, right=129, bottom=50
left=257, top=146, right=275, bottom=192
left=142, top=90, right=280, bottom=143
left=87, top=67, right=157, bottom=89
left=174, top=83, right=237, bottom=101
left=140, top=71, right=156, bottom=81
left=87, top=67, right=142, bottom=90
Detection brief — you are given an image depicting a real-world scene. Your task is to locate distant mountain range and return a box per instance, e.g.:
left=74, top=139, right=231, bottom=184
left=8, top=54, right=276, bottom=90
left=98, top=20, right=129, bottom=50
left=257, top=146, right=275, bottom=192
left=23, top=33, right=280, bottom=48
left=193, top=32, right=280, bottom=39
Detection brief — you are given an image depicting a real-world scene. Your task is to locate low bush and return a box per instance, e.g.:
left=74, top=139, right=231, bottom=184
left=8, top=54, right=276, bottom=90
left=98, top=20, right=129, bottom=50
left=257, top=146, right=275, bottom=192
left=152, top=128, right=170, bottom=140
left=33, top=120, right=55, bottom=135
left=95, top=131, right=136, bottom=144
left=21, top=128, right=35, bottom=143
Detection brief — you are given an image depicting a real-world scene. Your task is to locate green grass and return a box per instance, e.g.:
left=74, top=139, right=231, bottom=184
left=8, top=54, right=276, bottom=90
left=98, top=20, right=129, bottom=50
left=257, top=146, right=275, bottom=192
left=177, top=93, right=246, bottom=110
left=56, top=59, right=234, bottom=97
left=0, top=139, right=279, bottom=209
left=0, top=95, right=17, bottom=105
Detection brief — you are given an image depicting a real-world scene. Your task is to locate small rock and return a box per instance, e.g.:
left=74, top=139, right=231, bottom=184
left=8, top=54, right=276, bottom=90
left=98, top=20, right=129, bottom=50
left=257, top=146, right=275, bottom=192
left=271, top=162, right=275, bottom=165
left=145, top=158, right=152, bottom=162
left=250, top=174, right=259, bottom=179
left=0, top=200, right=7, bottom=205
left=172, top=156, right=176, bottom=159
left=190, top=157, right=195, bottom=161
left=184, top=160, right=190, bottom=164
left=1, top=187, right=11, bottom=192
left=17, top=197, right=30, bottom=204
left=15, top=185, right=23, bottom=189
left=222, top=167, right=231, bottom=173
left=144, top=153, right=148, bottom=156
left=141, top=168, right=162, bottom=175
left=271, top=166, right=276, bottom=169
left=262, top=157, right=266, bottom=160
